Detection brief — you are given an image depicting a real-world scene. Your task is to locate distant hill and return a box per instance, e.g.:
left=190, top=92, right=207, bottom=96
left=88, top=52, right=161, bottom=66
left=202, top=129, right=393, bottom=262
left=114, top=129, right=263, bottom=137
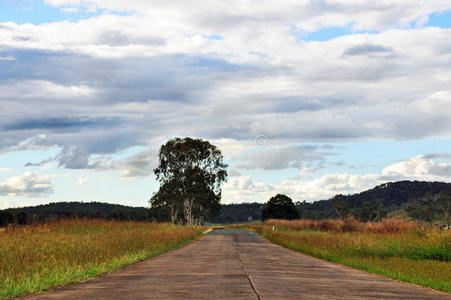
left=1, top=202, right=149, bottom=222
left=2, top=180, right=449, bottom=224
left=297, top=180, right=451, bottom=219
left=212, top=180, right=451, bottom=222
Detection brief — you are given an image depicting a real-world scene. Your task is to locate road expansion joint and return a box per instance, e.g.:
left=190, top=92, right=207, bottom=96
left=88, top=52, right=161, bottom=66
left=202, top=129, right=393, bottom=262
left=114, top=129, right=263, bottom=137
left=233, top=238, right=261, bottom=300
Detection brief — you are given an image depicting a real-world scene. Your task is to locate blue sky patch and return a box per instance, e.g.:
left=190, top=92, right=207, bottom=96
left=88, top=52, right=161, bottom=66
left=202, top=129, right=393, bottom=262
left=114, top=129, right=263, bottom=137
left=204, top=34, right=223, bottom=40
left=303, top=26, right=354, bottom=42
left=426, top=10, right=451, bottom=28
left=0, top=0, right=130, bottom=24
left=293, top=24, right=380, bottom=42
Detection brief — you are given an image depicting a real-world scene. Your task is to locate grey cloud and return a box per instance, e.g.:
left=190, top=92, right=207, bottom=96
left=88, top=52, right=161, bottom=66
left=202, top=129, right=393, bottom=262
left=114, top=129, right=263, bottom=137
left=23, top=145, right=160, bottom=178
left=13, top=36, right=33, bottom=42
left=56, top=146, right=92, bottom=169
left=232, top=145, right=337, bottom=170
left=1, top=21, right=451, bottom=174
left=267, top=96, right=356, bottom=113
left=423, top=152, right=451, bottom=159
left=24, top=157, right=54, bottom=167
left=343, top=44, right=394, bottom=56
left=0, top=48, right=247, bottom=103
left=429, top=165, right=451, bottom=176
left=228, top=169, right=241, bottom=177
left=81, top=147, right=159, bottom=178
left=98, top=30, right=166, bottom=46
left=4, top=117, right=120, bottom=131
left=105, top=147, right=160, bottom=178
left=16, top=127, right=149, bottom=169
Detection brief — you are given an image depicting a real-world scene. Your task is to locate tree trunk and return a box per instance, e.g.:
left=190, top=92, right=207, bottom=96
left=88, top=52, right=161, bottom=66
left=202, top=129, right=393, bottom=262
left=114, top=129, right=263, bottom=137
left=170, top=205, right=176, bottom=225
left=189, top=198, right=194, bottom=225
left=446, top=201, right=450, bottom=228
left=184, top=198, right=192, bottom=225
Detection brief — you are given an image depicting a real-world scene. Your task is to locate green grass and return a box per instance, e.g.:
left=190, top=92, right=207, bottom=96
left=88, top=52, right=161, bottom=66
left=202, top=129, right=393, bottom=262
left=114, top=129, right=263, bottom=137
left=246, top=224, right=451, bottom=293
left=0, top=219, right=205, bottom=299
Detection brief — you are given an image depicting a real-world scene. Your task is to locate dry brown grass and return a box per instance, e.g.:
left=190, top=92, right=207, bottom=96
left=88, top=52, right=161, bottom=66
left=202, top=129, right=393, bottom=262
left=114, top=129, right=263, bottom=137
left=264, top=217, right=421, bottom=233
left=0, top=219, right=205, bottom=299
left=247, top=219, right=450, bottom=293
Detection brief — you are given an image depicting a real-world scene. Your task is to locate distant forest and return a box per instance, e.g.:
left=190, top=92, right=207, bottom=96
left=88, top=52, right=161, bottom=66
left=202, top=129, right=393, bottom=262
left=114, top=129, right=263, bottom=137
left=0, top=202, right=150, bottom=225
left=297, top=180, right=451, bottom=220
left=1, top=180, right=450, bottom=225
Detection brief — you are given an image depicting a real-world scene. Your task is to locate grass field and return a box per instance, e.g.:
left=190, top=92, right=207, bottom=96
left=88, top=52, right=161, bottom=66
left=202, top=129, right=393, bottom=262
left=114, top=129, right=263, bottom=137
left=246, top=219, right=451, bottom=293
left=0, top=219, right=206, bottom=299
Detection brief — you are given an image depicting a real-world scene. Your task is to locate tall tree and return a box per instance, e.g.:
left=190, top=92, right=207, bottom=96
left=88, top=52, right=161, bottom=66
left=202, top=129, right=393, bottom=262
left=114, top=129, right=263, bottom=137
left=0, top=212, right=13, bottom=228
left=437, top=194, right=450, bottom=227
left=153, top=137, right=227, bottom=224
left=352, top=201, right=387, bottom=222
left=333, top=200, right=350, bottom=220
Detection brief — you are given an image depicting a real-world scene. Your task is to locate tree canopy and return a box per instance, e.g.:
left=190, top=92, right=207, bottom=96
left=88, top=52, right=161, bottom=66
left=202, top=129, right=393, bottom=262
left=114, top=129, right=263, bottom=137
left=262, top=194, right=299, bottom=220
left=150, top=137, right=227, bottom=224
left=406, top=193, right=450, bottom=225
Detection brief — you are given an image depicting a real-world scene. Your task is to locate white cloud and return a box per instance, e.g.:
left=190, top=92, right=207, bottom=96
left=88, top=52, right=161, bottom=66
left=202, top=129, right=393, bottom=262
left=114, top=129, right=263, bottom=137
left=0, top=1, right=450, bottom=182
left=41, top=163, right=54, bottom=169
left=223, top=154, right=451, bottom=203
left=61, top=7, right=79, bottom=13
left=0, top=80, right=96, bottom=100
left=381, top=155, right=451, bottom=181
left=0, top=56, right=15, bottom=61
left=0, top=172, right=54, bottom=197
left=223, top=175, right=274, bottom=203
left=41, top=0, right=451, bottom=33
left=1, top=21, right=451, bottom=153
left=232, top=145, right=333, bottom=170
left=76, top=176, right=88, bottom=185
left=0, top=168, right=11, bottom=172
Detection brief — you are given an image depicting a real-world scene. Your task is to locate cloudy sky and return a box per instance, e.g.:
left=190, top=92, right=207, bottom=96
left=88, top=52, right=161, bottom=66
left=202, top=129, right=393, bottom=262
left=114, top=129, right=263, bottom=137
left=1, top=0, right=451, bottom=208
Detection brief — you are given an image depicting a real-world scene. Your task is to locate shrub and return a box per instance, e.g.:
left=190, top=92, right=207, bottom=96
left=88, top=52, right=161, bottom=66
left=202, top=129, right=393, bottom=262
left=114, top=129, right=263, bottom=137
left=264, top=218, right=423, bottom=233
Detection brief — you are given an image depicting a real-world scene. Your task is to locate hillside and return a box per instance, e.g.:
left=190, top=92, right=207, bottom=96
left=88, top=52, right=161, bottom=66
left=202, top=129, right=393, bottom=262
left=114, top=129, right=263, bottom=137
left=212, top=180, right=450, bottom=222
left=1, top=202, right=149, bottom=222
left=2, top=180, right=449, bottom=224
left=297, top=180, right=451, bottom=219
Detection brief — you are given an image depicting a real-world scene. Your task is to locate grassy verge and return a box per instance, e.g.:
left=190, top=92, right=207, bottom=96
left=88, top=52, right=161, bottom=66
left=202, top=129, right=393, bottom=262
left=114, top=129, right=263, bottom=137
left=246, top=221, right=451, bottom=293
left=0, top=219, right=205, bottom=299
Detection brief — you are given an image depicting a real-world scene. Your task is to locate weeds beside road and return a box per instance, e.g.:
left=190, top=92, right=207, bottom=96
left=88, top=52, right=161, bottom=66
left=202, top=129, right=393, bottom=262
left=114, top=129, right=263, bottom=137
left=0, top=219, right=205, bottom=299
left=246, top=219, right=451, bottom=293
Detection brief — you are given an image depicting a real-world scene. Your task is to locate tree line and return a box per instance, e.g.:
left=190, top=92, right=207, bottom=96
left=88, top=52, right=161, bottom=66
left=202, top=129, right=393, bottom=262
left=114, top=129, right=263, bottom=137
left=0, top=202, right=150, bottom=229
left=261, top=191, right=449, bottom=226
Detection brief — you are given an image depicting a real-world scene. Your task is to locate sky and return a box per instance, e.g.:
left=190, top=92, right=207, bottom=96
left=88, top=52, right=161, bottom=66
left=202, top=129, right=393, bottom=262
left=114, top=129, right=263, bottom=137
left=1, top=0, right=451, bottom=209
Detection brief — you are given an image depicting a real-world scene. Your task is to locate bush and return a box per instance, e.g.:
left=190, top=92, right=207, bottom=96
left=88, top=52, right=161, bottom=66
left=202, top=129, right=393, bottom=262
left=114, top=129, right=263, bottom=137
left=264, top=218, right=423, bottom=233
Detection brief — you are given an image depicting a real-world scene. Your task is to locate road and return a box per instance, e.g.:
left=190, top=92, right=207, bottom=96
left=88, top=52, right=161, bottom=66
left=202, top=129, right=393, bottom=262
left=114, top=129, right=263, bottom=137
left=26, top=229, right=450, bottom=300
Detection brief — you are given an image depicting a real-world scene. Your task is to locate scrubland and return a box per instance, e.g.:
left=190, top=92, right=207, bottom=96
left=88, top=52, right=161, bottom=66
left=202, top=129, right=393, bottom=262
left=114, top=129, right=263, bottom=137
left=0, top=219, right=205, bottom=299
left=246, top=218, right=451, bottom=293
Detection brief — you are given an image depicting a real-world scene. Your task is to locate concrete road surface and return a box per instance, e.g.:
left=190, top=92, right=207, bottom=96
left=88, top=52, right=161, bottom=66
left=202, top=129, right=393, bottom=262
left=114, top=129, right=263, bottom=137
left=25, top=229, right=451, bottom=300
